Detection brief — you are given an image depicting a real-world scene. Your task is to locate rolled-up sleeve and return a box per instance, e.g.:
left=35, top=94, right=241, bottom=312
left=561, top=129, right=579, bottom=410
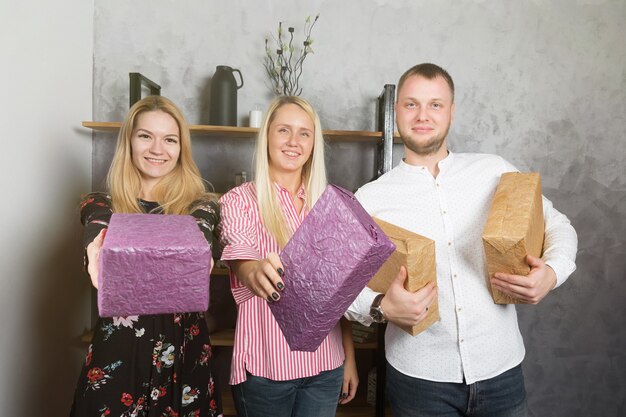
left=345, top=286, right=380, bottom=326
left=219, top=188, right=261, bottom=304
left=541, top=195, right=578, bottom=287
left=79, top=192, right=113, bottom=272
left=190, top=199, right=220, bottom=254
left=80, top=192, right=113, bottom=247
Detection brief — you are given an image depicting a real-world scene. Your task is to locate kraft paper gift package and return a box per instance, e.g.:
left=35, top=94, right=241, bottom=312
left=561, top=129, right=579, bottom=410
left=271, top=185, right=395, bottom=352
left=368, top=218, right=439, bottom=335
left=98, top=213, right=212, bottom=317
left=482, top=172, right=545, bottom=304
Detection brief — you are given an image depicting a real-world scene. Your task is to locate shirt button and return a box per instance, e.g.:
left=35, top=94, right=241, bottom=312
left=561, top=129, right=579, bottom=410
left=448, top=242, right=452, bottom=246
left=457, top=307, right=462, bottom=312
left=453, top=274, right=458, bottom=278
left=460, top=338, right=465, bottom=343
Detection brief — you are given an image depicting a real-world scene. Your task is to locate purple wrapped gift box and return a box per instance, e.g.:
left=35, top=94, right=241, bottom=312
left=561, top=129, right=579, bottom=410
left=271, top=185, right=395, bottom=352
left=98, top=213, right=211, bottom=317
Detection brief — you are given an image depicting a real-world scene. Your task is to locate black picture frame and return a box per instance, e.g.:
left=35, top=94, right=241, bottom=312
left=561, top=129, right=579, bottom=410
left=129, top=72, right=161, bottom=107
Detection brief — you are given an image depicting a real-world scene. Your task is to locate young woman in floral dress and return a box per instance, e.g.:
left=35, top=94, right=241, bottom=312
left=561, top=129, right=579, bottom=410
left=70, top=96, right=222, bottom=417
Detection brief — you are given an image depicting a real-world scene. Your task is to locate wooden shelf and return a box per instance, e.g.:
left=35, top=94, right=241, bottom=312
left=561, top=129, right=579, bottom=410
left=354, top=341, right=377, bottom=350
left=81, top=323, right=236, bottom=345
left=212, top=267, right=229, bottom=276
left=82, top=121, right=400, bottom=143
left=210, top=328, right=376, bottom=350
left=83, top=325, right=375, bottom=349
left=81, top=329, right=94, bottom=343
left=211, top=328, right=235, bottom=346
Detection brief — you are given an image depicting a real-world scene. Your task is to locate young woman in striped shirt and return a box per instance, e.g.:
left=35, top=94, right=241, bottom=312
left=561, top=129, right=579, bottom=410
left=219, top=96, right=358, bottom=417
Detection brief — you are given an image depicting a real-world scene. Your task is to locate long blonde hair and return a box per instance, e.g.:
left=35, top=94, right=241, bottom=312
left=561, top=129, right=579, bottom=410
left=254, top=96, right=327, bottom=247
left=107, top=95, right=208, bottom=214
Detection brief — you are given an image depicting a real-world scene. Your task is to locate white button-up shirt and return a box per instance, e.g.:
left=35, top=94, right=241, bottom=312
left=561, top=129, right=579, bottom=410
left=346, top=152, right=577, bottom=384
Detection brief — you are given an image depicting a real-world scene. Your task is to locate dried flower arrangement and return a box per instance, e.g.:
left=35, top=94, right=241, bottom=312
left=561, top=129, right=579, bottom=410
left=264, top=14, right=319, bottom=96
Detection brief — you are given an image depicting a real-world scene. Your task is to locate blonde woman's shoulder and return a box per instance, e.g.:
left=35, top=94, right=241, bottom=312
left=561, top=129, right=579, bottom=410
left=219, top=181, right=257, bottom=203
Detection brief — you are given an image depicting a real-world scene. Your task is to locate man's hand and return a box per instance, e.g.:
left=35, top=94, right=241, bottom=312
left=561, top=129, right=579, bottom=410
left=380, top=266, right=437, bottom=327
left=231, top=253, right=285, bottom=302
left=491, top=255, right=557, bottom=304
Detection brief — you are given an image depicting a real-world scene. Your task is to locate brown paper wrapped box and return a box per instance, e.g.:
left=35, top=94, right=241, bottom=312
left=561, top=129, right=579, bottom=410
left=367, top=218, right=439, bottom=336
left=482, top=172, right=545, bottom=304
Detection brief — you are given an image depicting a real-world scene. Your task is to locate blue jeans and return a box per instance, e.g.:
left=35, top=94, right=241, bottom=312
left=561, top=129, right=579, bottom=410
left=232, top=365, right=344, bottom=417
left=387, top=362, right=528, bottom=417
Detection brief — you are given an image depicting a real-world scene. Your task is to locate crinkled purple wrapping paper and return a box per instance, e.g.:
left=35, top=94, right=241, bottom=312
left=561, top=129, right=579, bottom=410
left=271, top=185, right=395, bottom=352
left=98, top=213, right=211, bottom=317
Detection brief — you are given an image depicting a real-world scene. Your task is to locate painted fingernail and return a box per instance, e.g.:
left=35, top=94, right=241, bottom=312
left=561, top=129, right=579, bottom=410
left=277, top=267, right=284, bottom=277
left=341, top=392, right=347, bottom=398
left=272, top=292, right=280, bottom=301
left=267, top=296, right=274, bottom=303
left=277, top=282, right=285, bottom=291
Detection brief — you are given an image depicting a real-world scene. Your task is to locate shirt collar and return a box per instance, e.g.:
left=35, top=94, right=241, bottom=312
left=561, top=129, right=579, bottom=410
left=273, top=182, right=307, bottom=200
left=398, top=151, right=455, bottom=176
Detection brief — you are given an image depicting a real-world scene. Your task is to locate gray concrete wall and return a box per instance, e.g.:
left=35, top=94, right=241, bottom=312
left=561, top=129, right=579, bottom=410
left=0, top=1, right=94, bottom=416
left=90, top=1, right=625, bottom=415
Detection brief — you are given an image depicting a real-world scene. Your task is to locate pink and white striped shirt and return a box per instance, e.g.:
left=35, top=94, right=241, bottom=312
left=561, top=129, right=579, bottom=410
left=219, top=181, right=345, bottom=385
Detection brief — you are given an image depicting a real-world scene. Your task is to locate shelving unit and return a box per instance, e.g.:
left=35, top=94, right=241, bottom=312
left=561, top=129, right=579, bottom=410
left=211, top=267, right=229, bottom=276
left=82, top=121, right=399, bottom=143
left=82, top=84, right=397, bottom=417
left=210, top=327, right=377, bottom=350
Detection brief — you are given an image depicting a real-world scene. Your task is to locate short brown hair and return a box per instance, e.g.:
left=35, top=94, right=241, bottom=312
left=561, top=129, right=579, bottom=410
left=397, top=63, right=455, bottom=102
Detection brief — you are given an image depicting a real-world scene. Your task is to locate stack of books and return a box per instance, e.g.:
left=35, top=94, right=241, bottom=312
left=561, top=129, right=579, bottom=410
left=367, top=367, right=377, bottom=406
left=351, top=322, right=376, bottom=344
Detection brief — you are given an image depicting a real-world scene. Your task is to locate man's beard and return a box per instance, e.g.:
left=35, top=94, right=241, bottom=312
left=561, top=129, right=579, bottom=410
left=400, top=125, right=450, bottom=156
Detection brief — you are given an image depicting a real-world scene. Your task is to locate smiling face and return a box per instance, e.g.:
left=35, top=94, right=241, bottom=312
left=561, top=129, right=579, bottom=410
left=267, top=103, right=315, bottom=178
left=395, top=74, right=455, bottom=164
left=130, top=110, right=181, bottom=197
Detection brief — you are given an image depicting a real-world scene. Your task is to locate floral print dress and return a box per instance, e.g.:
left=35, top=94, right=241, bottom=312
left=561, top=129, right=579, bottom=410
left=70, top=193, right=222, bottom=417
